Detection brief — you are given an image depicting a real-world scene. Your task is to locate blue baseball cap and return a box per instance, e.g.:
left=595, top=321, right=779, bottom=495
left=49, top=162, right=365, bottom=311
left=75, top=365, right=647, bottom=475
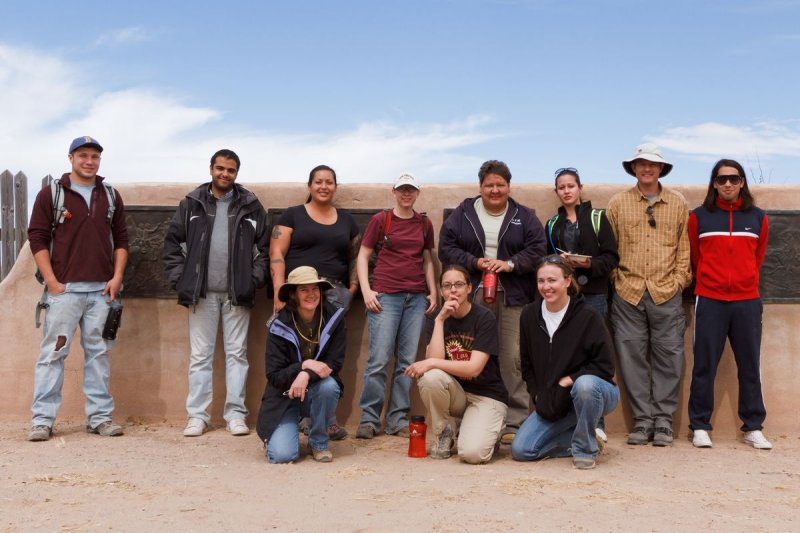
left=69, top=136, right=103, bottom=154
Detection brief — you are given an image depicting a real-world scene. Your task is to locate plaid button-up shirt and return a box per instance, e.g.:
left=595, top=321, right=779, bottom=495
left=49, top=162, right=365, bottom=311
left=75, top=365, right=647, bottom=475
left=606, top=184, right=692, bottom=305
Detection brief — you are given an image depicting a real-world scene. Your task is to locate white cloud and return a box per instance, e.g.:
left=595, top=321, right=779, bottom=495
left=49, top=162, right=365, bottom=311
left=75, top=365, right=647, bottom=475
left=648, top=121, right=800, bottom=160
left=0, top=43, right=498, bottom=186
left=94, top=27, right=153, bottom=47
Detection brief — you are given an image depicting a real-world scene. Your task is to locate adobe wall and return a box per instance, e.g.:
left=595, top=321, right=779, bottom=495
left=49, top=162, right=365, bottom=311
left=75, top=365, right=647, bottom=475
left=2, top=182, right=798, bottom=438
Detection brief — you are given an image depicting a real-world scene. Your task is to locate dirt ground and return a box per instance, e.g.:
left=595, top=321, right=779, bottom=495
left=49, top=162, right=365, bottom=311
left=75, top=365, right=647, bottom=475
left=1, top=420, right=797, bottom=532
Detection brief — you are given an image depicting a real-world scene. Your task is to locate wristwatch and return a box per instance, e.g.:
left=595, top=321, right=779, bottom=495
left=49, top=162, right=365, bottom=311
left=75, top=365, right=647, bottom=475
left=507, top=260, right=515, bottom=271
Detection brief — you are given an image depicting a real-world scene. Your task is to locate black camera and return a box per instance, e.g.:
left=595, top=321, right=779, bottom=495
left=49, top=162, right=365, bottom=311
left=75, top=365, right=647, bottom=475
left=102, top=300, right=124, bottom=340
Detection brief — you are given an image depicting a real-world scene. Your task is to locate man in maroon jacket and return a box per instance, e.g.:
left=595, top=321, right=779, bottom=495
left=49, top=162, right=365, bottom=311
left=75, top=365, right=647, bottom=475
left=687, top=158, right=771, bottom=450
left=26, top=136, right=129, bottom=442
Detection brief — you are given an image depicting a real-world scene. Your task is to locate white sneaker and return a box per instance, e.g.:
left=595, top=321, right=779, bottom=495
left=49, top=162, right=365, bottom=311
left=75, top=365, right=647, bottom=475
left=227, top=418, right=250, bottom=436
left=595, top=428, right=608, bottom=443
left=183, top=418, right=207, bottom=437
left=744, top=430, right=773, bottom=450
left=692, top=429, right=712, bottom=448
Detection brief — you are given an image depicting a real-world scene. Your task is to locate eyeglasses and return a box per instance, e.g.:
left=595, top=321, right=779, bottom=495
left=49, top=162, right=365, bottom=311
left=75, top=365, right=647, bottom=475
left=646, top=206, right=656, bottom=228
left=714, top=175, right=743, bottom=186
left=555, top=167, right=579, bottom=178
left=441, top=281, right=468, bottom=290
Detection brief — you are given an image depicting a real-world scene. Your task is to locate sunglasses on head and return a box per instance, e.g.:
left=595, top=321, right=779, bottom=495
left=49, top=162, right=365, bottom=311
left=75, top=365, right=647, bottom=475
left=554, top=167, right=579, bottom=178
left=646, top=206, right=656, bottom=228
left=714, top=175, right=743, bottom=186
left=540, top=254, right=565, bottom=266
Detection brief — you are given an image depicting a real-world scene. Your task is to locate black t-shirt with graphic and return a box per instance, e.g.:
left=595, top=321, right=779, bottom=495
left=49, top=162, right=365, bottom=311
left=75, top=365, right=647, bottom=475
left=424, top=305, right=508, bottom=405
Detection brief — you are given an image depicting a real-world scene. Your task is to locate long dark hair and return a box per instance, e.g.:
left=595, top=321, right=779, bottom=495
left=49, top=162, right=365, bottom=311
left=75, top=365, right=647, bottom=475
left=306, top=164, right=337, bottom=204
left=702, top=159, right=755, bottom=212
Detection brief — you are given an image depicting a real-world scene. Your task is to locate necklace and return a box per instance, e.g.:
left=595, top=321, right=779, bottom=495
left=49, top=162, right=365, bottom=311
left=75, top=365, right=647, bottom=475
left=292, top=310, right=323, bottom=344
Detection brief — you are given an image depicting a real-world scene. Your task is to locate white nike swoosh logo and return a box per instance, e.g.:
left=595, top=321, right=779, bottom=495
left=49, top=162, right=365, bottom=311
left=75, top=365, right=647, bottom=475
left=745, top=227, right=752, bottom=230
left=190, top=215, right=199, bottom=222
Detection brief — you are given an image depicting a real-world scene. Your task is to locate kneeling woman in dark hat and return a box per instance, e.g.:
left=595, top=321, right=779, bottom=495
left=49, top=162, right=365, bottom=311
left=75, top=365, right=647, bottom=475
left=256, top=266, right=346, bottom=463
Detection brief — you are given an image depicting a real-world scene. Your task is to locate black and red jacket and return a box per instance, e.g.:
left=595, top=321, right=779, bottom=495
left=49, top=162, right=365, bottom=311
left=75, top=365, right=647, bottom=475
left=688, top=197, right=768, bottom=301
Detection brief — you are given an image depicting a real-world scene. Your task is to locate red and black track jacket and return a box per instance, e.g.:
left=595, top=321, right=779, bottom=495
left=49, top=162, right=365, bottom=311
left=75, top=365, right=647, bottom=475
left=688, top=197, right=768, bottom=301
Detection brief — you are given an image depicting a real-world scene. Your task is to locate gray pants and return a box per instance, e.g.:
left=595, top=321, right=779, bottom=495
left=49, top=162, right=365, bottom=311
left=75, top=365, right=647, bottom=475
left=474, top=289, right=528, bottom=431
left=610, top=290, right=686, bottom=430
left=187, top=292, right=251, bottom=423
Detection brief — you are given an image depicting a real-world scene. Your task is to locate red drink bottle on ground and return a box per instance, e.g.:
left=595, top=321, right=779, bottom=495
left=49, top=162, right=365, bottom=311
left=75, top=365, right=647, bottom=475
left=408, top=416, right=427, bottom=458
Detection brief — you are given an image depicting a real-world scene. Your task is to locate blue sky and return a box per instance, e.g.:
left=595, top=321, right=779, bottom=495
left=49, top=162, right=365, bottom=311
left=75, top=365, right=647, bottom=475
left=2, top=0, right=799, bottom=188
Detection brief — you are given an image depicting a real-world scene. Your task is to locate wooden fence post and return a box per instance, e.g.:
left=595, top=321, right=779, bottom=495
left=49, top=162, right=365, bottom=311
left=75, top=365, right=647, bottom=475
left=14, top=172, right=28, bottom=258
left=0, top=170, right=14, bottom=279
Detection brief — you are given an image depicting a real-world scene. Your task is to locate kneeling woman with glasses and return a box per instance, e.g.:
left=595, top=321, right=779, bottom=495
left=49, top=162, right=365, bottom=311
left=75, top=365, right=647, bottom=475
left=511, top=256, right=619, bottom=469
left=404, top=265, right=508, bottom=464
left=256, top=266, right=346, bottom=463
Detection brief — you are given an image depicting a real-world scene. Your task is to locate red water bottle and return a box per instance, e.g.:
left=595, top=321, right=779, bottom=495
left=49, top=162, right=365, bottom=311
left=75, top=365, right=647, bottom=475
left=483, top=270, right=497, bottom=304
left=408, top=416, right=427, bottom=458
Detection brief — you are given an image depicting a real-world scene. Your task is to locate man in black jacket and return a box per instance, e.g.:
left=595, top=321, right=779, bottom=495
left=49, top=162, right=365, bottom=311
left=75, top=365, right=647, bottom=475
left=163, top=149, right=269, bottom=437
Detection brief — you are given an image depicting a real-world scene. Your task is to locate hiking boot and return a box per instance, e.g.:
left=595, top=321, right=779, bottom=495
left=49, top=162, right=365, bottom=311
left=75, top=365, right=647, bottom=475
left=429, top=424, right=453, bottom=460
left=327, top=424, right=348, bottom=440
left=355, top=424, right=377, bottom=439
left=183, top=418, right=207, bottom=437
left=744, top=430, right=773, bottom=450
left=28, top=425, right=52, bottom=442
left=499, top=430, right=516, bottom=445
left=86, top=421, right=124, bottom=437
left=692, top=429, right=712, bottom=448
left=627, top=426, right=654, bottom=445
left=573, top=456, right=596, bottom=470
left=386, top=426, right=410, bottom=438
left=310, top=447, right=333, bottom=463
left=227, top=418, right=250, bottom=436
left=653, top=427, right=673, bottom=447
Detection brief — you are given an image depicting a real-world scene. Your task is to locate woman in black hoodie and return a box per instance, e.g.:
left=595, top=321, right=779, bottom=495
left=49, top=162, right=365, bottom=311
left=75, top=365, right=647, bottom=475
left=511, top=256, right=619, bottom=469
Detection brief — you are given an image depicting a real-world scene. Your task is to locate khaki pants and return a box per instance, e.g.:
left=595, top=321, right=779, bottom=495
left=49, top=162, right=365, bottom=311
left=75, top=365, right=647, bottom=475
left=417, top=369, right=507, bottom=464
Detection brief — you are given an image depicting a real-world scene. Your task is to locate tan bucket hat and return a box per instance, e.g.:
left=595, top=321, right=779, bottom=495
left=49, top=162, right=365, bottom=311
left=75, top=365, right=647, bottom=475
left=277, top=266, right=333, bottom=302
left=622, top=143, right=673, bottom=177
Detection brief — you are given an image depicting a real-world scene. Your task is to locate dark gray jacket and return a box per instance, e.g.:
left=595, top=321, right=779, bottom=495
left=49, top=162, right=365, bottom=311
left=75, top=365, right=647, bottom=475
left=163, top=183, right=269, bottom=307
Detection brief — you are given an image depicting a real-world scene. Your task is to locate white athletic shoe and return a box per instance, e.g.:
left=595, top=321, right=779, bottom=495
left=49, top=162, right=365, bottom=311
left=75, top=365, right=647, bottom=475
left=227, top=418, right=250, bottom=436
left=183, top=418, right=207, bottom=437
left=744, top=430, right=773, bottom=450
left=692, top=429, right=712, bottom=448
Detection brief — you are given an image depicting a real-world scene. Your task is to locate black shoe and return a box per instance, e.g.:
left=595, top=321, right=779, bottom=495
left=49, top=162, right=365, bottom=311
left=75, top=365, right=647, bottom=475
left=653, top=427, right=673, bottom=447
left=627, top=426, right=654, bottom=445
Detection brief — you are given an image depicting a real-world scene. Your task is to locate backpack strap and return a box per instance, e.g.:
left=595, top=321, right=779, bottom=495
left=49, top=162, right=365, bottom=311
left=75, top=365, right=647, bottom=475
left=103, top=183, right=116, bottom=224
left=51, top=181, right=66, bottom=228
left=420, top=212, right=428, bottom=241
left=375, top=208, right=391, bottom=254
left=590, top=208, right=603, bottom=236
left=545, top=214, right=559, bottom=253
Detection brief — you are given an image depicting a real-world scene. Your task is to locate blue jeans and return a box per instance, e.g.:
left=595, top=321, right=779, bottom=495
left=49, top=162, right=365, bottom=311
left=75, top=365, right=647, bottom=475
left=583, top=293, right=609, bottom=318
left=32, top=290, right=116, bottom=428
left=187, top=292, right=251, bottom=423
left=358, top=292, right=427, bottom=433
left=511, top=375, right=619, bottom=461
left=266, top=377, right=341, bottom=463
